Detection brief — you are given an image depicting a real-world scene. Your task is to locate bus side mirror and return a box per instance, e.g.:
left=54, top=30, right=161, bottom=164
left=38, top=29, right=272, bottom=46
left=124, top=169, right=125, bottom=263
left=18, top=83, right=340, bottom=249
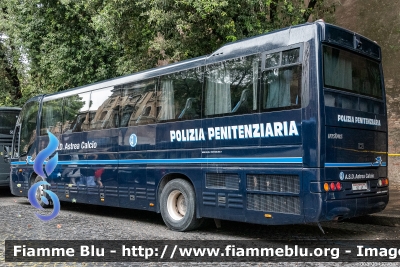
left=3, top=146, right=10, bottom=163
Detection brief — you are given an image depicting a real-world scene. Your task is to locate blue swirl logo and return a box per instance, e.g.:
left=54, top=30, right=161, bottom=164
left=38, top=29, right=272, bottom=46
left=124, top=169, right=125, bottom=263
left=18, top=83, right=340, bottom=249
left=28, top=130, right=61, bottom=221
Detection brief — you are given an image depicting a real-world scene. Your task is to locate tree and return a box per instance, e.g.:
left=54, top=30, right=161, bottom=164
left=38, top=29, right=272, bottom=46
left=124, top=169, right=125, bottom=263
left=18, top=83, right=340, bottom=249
left=0, top=0, right=335, bottom=106
left=1, top=0, right=122, bottom=97
left=135, top=0, right=336, bottom=65
left=0, top=39, right=21, bottom=106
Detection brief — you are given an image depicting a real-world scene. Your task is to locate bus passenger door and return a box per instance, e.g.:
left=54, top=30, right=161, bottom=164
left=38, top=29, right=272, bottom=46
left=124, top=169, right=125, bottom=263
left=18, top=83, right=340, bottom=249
left=85, top=128, right=119, bottom=207
left=59, top=93, right=91, bottom=203
left=84, top=87, right=120, bottom=207
left=118, top=125, right=157, bottom=210
left=117, top=78, right=158, bottom=210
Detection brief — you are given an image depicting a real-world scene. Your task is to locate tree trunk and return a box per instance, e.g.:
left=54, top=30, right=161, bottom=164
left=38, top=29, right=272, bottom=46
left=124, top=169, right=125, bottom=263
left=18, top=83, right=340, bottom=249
left=269, top=1, right=278, bottom=24
left=303, top=0, right=318, bottom=22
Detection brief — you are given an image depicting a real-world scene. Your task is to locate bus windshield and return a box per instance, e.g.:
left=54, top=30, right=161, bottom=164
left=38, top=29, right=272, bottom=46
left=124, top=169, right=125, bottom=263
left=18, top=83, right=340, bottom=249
left=0, top=110, right=19, bottom=135
left=323, top=46, right=383, bottom=99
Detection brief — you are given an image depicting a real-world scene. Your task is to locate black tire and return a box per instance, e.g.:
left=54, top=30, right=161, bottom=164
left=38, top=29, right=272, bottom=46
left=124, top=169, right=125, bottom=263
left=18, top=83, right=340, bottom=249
left=31, top=176, right=51, bottom=208
left=160, top=179, right=203, bottom=231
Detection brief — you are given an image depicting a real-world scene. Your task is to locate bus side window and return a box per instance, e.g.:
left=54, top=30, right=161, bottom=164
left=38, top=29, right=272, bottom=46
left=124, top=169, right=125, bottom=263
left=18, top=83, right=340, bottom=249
left=40, top=98, right=63, bottom=136
left=205, top=55, right=258, bottom=117
left=89, top=87, right=119, bottom=130
left=136, top=103, right=156, bottom=125
left=118, top=79, right=157, bottom=127
left=261, top=48, right=301, bottom=110
left=120, top=105, right=135, bottom=127
left=63, top=92, right=91, bottom=133
left=262, top=65, right=301, bottom=109
left=178, top=98, right=199, bottom=119
left=158, top=67, right=203, bottom=122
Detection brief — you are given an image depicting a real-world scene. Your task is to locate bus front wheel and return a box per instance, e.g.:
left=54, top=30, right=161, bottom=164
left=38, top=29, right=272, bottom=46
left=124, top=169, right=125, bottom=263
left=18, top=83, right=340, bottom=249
left=30, top=176, right=51, bottom=208
left=160, top=179, right=203, bottom=231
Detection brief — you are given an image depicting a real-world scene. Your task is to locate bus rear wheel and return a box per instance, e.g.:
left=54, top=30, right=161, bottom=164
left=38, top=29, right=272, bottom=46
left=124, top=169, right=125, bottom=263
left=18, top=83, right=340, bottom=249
left=160, top=179, right=203, bottom=231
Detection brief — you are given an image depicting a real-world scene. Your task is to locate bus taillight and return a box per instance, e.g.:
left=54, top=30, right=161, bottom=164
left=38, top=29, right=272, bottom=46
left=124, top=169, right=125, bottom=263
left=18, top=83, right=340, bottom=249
left=330, top=182, right=336, bottom=191
left=324, top=182, right=342, bottom=191
left=335, top=182, right=342, bottom=191
left=378, top=178, right=389, bottom=187
left=324, top=183, right=329, bottom=192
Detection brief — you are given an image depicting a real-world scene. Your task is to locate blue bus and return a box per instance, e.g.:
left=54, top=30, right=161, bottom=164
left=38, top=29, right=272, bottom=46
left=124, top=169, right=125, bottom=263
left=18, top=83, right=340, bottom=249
left=0, top=107, right=21, bottom=187
left=7, top=21, right=388, bottom=231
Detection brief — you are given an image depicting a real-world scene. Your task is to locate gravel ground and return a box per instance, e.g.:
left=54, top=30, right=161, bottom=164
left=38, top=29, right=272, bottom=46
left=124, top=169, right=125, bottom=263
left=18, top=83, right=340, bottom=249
left=1, top=189, right=400, bottom=267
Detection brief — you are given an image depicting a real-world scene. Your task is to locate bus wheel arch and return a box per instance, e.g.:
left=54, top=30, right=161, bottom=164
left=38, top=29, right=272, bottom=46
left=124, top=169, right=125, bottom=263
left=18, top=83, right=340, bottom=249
left=158, top=176, right=203, bottom=231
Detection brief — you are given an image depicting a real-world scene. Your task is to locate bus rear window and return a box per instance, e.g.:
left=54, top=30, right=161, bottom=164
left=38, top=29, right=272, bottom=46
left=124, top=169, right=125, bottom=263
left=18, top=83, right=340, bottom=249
left=0, top=111, right=19, bottom=135
left=323, top=46, right=383, bottom=99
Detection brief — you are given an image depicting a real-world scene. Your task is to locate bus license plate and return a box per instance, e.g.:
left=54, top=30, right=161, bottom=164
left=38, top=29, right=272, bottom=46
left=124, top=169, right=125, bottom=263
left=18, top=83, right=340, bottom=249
left=352, top=182, right=368, bottom=191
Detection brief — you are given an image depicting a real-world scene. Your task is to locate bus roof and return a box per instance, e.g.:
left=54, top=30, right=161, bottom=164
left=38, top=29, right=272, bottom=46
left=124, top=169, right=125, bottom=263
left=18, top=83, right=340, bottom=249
left=0, top=107, right=21, bottom=111
left=41, top=21, right=380, bottom=102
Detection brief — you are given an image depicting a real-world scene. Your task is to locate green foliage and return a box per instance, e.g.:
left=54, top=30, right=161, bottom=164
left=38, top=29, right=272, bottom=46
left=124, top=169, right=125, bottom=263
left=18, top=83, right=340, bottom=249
left=0, top=0, right=335, bottom=107
left=87, top=0, right=154, bottom=75
left=0, top=37, right=22, bottom=106
left=137, top=0, right=335, bottom=64
left=1, top=0, right=122, bottom=97
left=0, top=42, right=15, bottom=106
